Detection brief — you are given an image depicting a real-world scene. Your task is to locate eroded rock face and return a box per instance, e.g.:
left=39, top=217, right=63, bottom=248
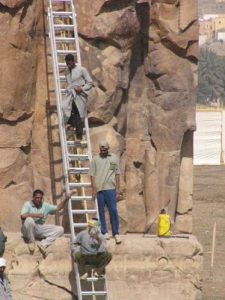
left=0, top=0, right=197, bottom=234
left=4, top=233, right=202, bottom=300
left=0, top=0, right=43, bottom=230
left=81, top=1, right=198, bottom=232
left=78, top=0, right=197, bottom=233
left=0, top=0, right=26, bottom=9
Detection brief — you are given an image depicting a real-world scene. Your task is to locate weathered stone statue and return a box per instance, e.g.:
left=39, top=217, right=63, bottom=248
left=0, top=0, right=198, bottom=235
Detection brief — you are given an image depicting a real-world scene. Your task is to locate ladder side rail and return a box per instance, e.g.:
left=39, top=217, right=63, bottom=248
left=50, top=8, right=70, bottom=171
left=71, top=1, right=81, bottom=66
left=70, top=0, right=100, bottom=222
left=84, top=117, right=92, bottom=161
left=104, top=274, right=109, bottom=300
left=48, top=7, right=70, bottom=173
left=74, top=264, right=82, bottom=300
left=48, top=8, right=70, bottom=193
left=84, top=117, right=100, bottom=221
left=68, top=197, right=75, bottom=240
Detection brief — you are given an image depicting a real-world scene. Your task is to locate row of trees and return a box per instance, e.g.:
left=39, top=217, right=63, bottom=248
left=198, top=47, right=225, bottom=105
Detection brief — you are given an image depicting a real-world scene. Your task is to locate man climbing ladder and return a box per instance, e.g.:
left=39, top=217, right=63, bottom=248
left=62, top=53, right=93, bottom=142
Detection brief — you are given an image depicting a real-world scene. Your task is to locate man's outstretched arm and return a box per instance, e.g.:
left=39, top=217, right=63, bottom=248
left=57, top=193, right=71, bottom=211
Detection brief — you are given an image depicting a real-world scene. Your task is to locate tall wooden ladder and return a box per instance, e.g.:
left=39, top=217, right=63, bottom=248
left=47, top=0, right=109, bottom=299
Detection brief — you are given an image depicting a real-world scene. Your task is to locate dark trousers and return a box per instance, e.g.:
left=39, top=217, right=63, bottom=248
left=67, top=101, right=84, bottom=140
left=97, top=189, right=119, bottom=236
left=74, top=251, right=112, bottom=275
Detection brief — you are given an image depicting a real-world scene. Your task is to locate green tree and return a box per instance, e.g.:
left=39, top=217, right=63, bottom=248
left=198, top=47, right=225, bottom=105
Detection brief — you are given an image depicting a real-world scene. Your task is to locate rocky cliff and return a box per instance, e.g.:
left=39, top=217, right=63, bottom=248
left=0, top=0, right=198, bottom=234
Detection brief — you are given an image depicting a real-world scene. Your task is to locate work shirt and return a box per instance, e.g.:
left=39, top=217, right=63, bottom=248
left=21, top=201, right=57, bottom=225
left=0, top=274, right=12, bottom=300
left=89, top=154, right=120, bottom=192
left=71, top=230, right=107, bottom=255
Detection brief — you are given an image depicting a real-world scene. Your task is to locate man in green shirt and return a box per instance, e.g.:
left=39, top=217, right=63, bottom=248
left=89, top=141, right=122, bottom=244
left=21, top=189, right=69, bottom=256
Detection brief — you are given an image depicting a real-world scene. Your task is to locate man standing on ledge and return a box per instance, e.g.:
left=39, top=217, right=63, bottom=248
left=62, top=53, right=93, bottom=142
left=89, top=141, right=122, bottom=244
left=20, top=189, right=70, bottom=256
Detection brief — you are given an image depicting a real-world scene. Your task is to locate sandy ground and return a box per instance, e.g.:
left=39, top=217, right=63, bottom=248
left=193, top=166, right=225, bottom=300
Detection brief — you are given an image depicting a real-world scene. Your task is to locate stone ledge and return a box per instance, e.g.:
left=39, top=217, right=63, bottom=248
left=3, top=233, right=203, bottom=300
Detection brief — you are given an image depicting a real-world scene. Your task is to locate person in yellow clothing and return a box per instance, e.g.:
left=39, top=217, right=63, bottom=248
left=158, top=208, right=171, bottom=237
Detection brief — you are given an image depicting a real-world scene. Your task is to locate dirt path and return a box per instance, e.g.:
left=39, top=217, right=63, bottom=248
left=193, top=166, right=225, bottom=299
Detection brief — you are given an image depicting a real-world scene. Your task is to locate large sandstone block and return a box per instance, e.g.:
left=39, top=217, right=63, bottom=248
left=0, top=117, right=33, bottom=147
left=0, top=183, right=32, bottom=231
left=75, top=0, right=140, bottom=49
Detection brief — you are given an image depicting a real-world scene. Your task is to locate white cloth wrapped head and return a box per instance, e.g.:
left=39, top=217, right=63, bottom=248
left=0, top=257, right=6, bottom=267
left=88, top=218, right=101, bottom=236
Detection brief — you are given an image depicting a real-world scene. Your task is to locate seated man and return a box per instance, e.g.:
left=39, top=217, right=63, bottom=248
left=0, top=258, right=12, bottom=300
left=21, top=189, right=69, bottom=256
left=71, top=218, right=112, bottom=280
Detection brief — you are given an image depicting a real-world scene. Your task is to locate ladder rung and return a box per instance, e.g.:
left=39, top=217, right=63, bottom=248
left=86, top=277, right=99, bottom=282
left=55, top=37, right=76, bottom=43
left=71, top=196, right=93, bottom=201
left=67, top=140, right=87, bottom=146
left=73, top=223, right=88, bottom=228
left=69, top=167, right=89, bottom=174
left=86, top=276, right=105, bottom=282
left=58, top=63, right=67, bottom=69
left=52, top=11, right=73, bottom=17
left=72, top=209, right=96, bottom=214
left=69, top=182, right=91, bottom=188
left=57, top=50, right=77, bottom=55
left=81, top=291, right=107, bottom=296
left=59, top=76, right=66, bottom=81
left=53, top=24, right=74, bottom=30
left=69, top=154, right=89, bottom=161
